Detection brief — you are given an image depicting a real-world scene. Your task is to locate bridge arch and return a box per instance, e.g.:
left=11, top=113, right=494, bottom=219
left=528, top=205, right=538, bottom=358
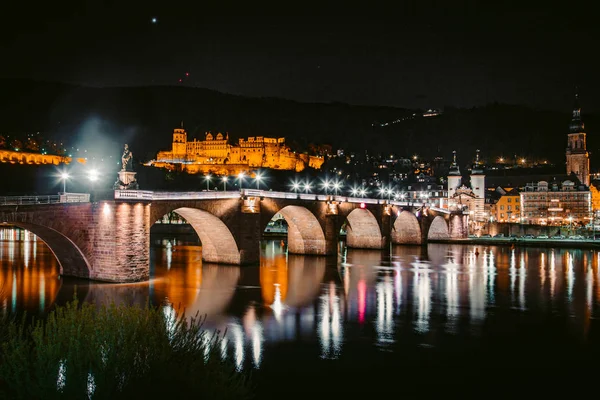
left=392, top=211, right=422, bottom=245
left=345, top=208, right=384, bottom=249
left=276, top=205, right=326, bottom=255
left=6, top=222, right=91, bottom=278
left=427, top=216, right=450, bottom=240
left=169, top=207, right=241, bottom=264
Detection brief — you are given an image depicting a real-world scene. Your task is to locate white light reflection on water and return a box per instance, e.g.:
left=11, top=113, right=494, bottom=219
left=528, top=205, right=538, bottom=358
left=518, top=252, right=526, bottom=310
left=567, top=252, right=575, bottom=301
left=487, top=249, right=496, bottom=305
left=375, top=274, right=394, bottom=347
left=318, top=282, right=343, bottom=359
left=24, top=230, right=30, bottom=268
left=510, top=249, right=517, bottom=301
left=587, top=264, right=593, bottom=312
left=413, top=262, right=431, bottom=334
left=469, top=249, right=486, bottom=321
left=550, top=250, right=556, bottom=299
left=445, top=258, right=459, bottom=319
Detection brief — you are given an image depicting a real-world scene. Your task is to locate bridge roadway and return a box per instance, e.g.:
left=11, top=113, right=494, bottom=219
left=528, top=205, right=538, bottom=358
left=0, top=190, right=468, bottom=283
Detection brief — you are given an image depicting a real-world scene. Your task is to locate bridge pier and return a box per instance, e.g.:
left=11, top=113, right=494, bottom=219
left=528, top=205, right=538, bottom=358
left=325, top=214, right=341, bottom=255
left=238, top=211, right=262, bottom=264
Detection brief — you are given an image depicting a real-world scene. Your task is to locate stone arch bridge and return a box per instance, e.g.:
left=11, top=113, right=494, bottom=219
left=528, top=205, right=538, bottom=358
left=0, top=190, right=467, bottom=282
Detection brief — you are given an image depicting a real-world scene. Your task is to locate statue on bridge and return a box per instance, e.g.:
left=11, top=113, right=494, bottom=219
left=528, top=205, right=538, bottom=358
left=114, top=144, right=139, bottom=190
left=121, top=144, right=134, bottom=172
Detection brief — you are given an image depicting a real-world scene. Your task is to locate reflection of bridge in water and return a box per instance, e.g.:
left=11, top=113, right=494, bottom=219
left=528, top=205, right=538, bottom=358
left=2, top=230, right=599, bottom=370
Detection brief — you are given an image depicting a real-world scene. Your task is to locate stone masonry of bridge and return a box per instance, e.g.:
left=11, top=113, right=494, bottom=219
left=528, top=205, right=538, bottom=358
left=0, top=191, right=468, bottom=282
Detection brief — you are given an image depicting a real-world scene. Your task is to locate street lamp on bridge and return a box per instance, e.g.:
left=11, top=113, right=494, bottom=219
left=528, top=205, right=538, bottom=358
left=204, top=174, right=212, bottom=191
left=222, top=176, right=228, bottom=191
left=238, top=172, right=245, bottom=190
left=60, top=172, right=70, bottom=193
left=255, top=172, right=263, bottom=189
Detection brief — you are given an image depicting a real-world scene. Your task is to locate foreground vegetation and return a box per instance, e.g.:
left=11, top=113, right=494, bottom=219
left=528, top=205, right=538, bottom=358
left=0, top=299, right=251, bottom=399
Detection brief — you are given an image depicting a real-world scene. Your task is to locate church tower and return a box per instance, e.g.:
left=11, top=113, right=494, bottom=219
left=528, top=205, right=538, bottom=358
left=470, top=149, right=486, bottom=222
left=566, top=94, right=590, bottom=186
left=470, top=149, right=485, bottom=200
left=447, top=150, right=462, bottom=199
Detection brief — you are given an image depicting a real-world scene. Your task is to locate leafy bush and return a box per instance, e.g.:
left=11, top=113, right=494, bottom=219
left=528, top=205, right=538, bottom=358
left=0, top=299, right=251, bottom=399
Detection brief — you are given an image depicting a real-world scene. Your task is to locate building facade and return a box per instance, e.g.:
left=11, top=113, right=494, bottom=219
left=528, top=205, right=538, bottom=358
left=566, top=94, right=590, bottom=186
left=492, top=188, right=521, bottom=223
left=520, top=180, right=591, bottom=226
left=151, top=127, right=324, bottom=174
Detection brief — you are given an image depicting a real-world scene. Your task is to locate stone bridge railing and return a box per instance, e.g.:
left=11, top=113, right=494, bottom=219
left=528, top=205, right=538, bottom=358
left=0, top=192, right=90, bottom=205
left=114, top=189, right=450, bottom=213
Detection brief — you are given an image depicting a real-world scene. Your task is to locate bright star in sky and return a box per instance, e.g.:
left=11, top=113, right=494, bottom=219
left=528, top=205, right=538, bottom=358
left=151, top=17, right=157, bottom=24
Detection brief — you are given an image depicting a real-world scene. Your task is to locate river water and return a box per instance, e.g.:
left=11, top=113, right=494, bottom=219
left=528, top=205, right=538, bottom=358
left=2, top=226, right=600, bottom=397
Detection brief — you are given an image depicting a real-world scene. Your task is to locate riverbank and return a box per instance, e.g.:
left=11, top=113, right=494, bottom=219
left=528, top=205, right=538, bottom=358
left=431, top=237, right=600, bottom=249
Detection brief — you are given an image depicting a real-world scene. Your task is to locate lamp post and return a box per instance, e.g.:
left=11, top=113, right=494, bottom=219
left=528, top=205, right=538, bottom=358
left=291, top=181, right=300, bottom=193
left=60, top=172, right=70, bottom=193
left=255, top=172, right=262, bottom=189
left=238, top=172, right=245, bottom=190
left=222, top=176, right=228, bottom=191
left=304, top=180, right=311, bottom=194
left=205, top=174, right=212, bottom=190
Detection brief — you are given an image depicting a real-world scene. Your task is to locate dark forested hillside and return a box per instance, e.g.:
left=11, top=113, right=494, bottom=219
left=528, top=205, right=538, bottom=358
left=1, top=79, right=598, bottom=169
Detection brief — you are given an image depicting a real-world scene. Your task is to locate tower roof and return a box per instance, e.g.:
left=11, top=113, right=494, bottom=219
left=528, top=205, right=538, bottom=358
left=569, top=93, right=585, bottom=133
left=448, top=150, right=461, bottom=176
left=471, top=149, right=484, bottom=175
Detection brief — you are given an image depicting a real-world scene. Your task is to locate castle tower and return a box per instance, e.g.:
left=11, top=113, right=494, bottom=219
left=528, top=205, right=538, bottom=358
left=172, top=127, right=187, bottom=156
left=566, top=93, right=590, bottom=186
left=447, top=150, right=462, bottom=199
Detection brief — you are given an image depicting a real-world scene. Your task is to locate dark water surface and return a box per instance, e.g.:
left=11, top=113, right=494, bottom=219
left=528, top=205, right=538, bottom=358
left=2, top=227, right=600, bottom=397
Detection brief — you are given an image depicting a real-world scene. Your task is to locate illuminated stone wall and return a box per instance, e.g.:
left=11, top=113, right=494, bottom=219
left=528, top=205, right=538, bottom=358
left=0, top=149, right=85, bottom=165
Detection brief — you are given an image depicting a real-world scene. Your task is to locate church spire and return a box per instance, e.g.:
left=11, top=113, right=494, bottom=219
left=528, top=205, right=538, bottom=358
left=472, top=149, right=484, bottom=174
left=449, top=150, right=461, bottom=176
left=569, top=92, right=585, bottom=133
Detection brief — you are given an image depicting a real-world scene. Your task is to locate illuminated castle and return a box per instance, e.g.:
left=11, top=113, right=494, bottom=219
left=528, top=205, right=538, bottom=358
left=150, top=126, right=324, bottom=174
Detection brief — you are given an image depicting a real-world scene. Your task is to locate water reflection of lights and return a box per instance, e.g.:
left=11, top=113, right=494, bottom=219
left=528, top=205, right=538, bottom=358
left=271, top=284, right=285, bottom=320
left=509, top=249, right=517, bottom=301
left=357, top=278, right=366, bottom=323
left=166, top=246, right=172, bottom=270
left=445, top=261, right=459, bottom=319
left=586, top=265, right=593, bottom=311
left=519, top=252, right=526, bottom=310
left=413, top=265, right=431, bottom=333
left=24, top=230, right=31, bottom=268
left=540, top=252, right=546, bottom=288
left=375, top=275, right=394, bottom=346
left=487, top=249, right=496, bottom=305
left=550, top=250, right=556, bottom=299
left=318, top=282, right=343, bottom=359
left=567, top=252, right=575, bottom=301
left=394, top=264, right=402, bottom=314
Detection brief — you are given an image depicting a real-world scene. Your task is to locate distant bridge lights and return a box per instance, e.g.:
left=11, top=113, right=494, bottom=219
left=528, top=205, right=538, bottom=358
left=204, top=174, right=212, bottom=190
left=303, top=181, right=312, bottom=194
left=255, top=172, right=263, bottom=189
left=222, top=176, right=228, bottom=191
left=291, top=181, right=300, bottom=193
left=59, top=172, right=70, bottom=193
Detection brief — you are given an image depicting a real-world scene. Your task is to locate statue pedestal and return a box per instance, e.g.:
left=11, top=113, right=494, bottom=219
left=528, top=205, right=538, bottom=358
left=114, top=171, right=139, bottom=190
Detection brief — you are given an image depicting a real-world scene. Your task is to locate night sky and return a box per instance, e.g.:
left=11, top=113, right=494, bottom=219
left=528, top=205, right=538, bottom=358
left=1, top=3, right=599, bottom=111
